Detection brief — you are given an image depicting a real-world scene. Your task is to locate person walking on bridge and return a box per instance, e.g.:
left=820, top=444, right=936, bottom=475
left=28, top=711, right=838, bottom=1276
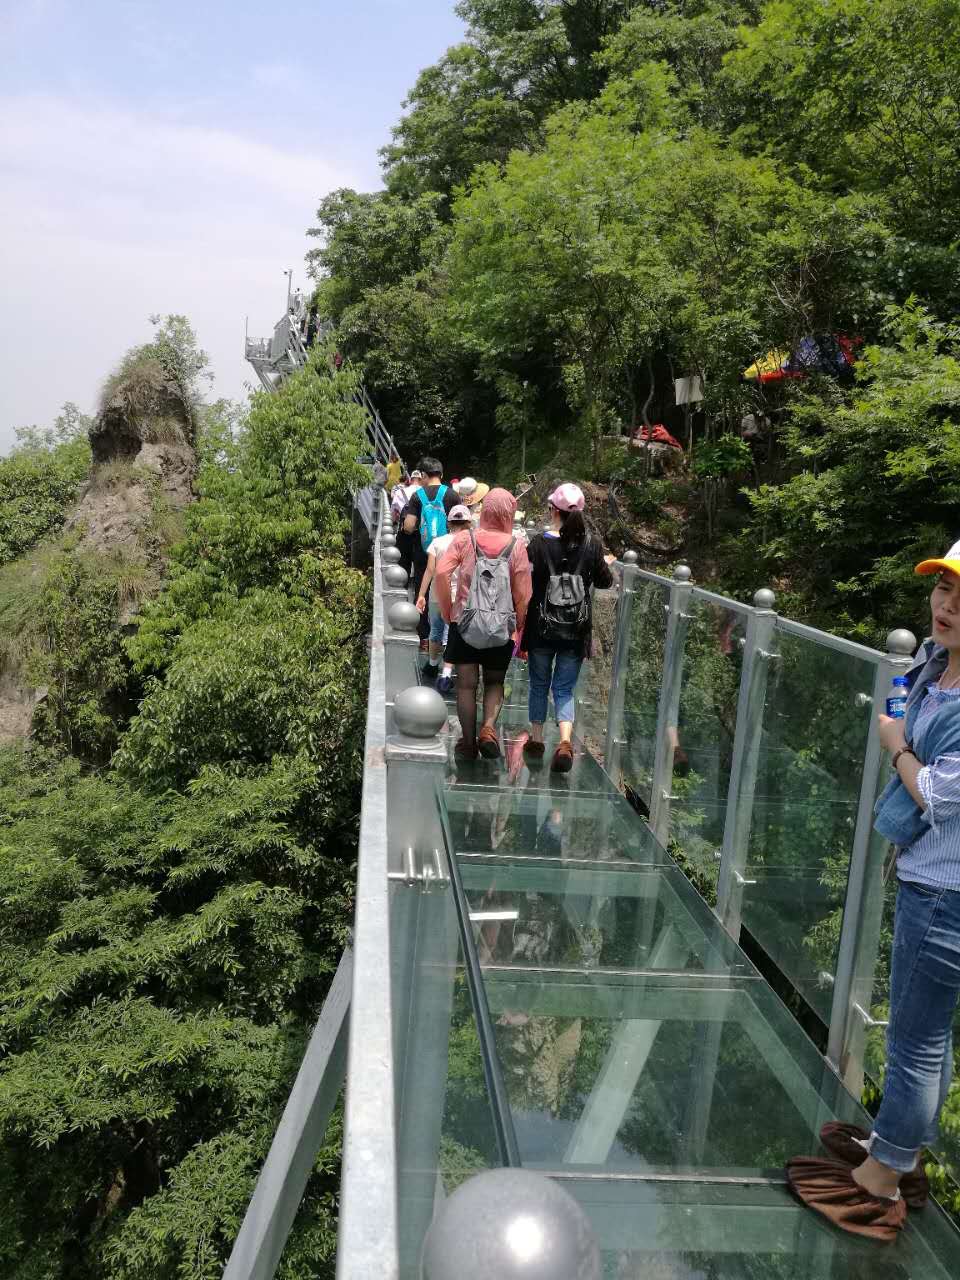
left=520, top=483, right=614, bottom=773
left=403, top=457, right=458, bottom=650
left=386, top=450, right=403, bottom=491
left=435, top=487, right=531, bottom=761
left=788, top=541, right=960, bottom=1242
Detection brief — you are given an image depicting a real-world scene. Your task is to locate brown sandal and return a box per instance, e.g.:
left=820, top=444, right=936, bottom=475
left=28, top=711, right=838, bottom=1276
left=523, top=739, right=546, bottom=763
left=477, top=726, right=502, bottom=759
left=820, top=1122, right=929, bottom=1209
left=454, top=739, right=479, bottom=761
left=786, top=1156, right=906, bottom=1243
left=550, top=742, right=574, bottom=773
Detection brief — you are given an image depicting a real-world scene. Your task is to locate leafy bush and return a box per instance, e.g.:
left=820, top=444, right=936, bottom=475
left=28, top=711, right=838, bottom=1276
left=692, top=435, right=752, bottom=480
left=0, top=354, right=369, bottom=1277
left=0, top=403, right=91, bottom=565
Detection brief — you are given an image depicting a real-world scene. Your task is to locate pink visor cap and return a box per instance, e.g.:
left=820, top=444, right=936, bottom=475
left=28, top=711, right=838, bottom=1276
left=548, top=482, right=586, bottom=512
left=447, top=504, right=472, bottom=523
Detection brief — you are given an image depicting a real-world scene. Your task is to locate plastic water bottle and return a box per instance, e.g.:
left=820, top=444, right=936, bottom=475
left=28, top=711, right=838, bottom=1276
left=886, top=674, right=908, bottom=719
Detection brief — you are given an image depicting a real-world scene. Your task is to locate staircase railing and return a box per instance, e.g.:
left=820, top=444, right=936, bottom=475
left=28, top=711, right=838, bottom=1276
left=244, top=312, right=402, bottom=470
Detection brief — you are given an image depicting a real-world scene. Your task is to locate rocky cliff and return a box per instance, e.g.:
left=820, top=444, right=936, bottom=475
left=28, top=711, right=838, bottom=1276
left=0, top=355, right=198, bottom=743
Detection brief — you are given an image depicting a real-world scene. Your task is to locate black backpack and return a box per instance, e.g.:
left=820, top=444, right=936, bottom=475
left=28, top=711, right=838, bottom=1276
left=538, top=537, right=592, bottom=646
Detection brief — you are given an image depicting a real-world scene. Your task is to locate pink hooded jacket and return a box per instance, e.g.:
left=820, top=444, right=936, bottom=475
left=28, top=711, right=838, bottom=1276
left=435, top=488, right=532, bottom=631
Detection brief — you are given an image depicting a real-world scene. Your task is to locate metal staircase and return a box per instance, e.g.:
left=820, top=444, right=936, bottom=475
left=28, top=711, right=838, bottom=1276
left=244, top=308, right=401, bottom=471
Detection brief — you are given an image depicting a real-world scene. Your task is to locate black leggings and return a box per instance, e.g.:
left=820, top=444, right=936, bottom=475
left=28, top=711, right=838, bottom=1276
left=455, top=662, right=506, bottom=746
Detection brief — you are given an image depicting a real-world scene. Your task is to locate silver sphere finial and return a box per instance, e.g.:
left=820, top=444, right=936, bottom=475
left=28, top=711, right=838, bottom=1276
left=384, top=565, right=409, bottom=589
left=622, top=550, right=639, bottom=566
left=887, top=628, right=917, bottom=657
left=381, top=546, right=402, bottom=565
left=387, top=600, right=420, bottom=632
left=753, top=587, right=776, bottom=610
left=394, top=686, right=447, bottom=740
left=421, top=1169, right=600, bottom=1280
left=673, top=563, right=692, bottom=583
left=380, top=532, right=397, bottom=548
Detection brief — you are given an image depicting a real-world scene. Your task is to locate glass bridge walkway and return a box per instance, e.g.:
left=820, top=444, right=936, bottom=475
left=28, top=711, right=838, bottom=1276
left=224, top=488, right=960, bottom=1280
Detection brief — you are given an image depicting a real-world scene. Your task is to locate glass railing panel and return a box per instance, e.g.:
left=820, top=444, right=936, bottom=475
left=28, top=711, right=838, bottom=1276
left=391, top=878, right=502, bottom=1278
left=573, top=582, right=620, bottom=760
left=663, top=594, right=749, bottom=902
left=739, top=626, right=878, bottom=1022
left=558, top=1175, right=960, bottom=1278
left=480, top=972, right=866, bottom=1175
left=459, top=859, right=752, bottom=976
left=620, top=577, right=671, bottom=814
left=442, top=781, right=671, bottom=867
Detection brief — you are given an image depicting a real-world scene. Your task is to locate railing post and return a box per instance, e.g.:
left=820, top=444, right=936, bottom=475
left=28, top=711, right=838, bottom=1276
left=603, top=553, right=639, bottom=781
left=715, top=588, right=778, bottom=939
left=384, top=602, right=421, bottom=705
left=648, top=565, right=694, bottom=848
left=826, top=627, right=916, bottom=1089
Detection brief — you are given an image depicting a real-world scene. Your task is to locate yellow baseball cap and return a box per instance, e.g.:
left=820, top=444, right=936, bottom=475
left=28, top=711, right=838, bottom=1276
left=915, top=539, right=960, bottom=575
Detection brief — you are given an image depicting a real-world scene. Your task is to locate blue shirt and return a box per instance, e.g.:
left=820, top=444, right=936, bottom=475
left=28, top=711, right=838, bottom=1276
left=897, top=685, right=960, bottom=890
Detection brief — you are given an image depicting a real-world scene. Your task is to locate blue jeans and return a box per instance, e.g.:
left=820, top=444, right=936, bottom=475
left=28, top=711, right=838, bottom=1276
left=870, top=879, right=960, bottom=1172
left=528, top=648, right=583, bottom=725
left=427, top=597, right=448, bottom=647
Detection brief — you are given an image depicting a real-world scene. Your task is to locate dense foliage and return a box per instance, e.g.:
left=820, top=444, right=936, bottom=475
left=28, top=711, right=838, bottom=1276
left=0, top=351, right=369, bottom=1278
left=0, top=404, right=91, bottom=566
left=308, top=0, right=960, bottom=639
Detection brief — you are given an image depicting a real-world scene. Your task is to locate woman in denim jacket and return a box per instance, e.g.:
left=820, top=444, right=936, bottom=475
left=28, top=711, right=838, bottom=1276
left=789, top=543, right=960, bottom=1242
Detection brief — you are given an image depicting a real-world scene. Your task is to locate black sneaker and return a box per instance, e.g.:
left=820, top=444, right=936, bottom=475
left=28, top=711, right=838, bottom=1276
left=422, top=662, right=439, bottom=680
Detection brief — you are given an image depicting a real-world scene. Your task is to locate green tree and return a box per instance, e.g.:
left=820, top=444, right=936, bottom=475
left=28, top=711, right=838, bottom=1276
left=0, top=403, right=91, bottom=566
left=382, top=0, right=642, bottom=201
left=447, top=68, right=879, bottom=470
left=599, top=0, right=760, bottom=125
left=744, top=300, right=960, bottom=638
left=0, top=354, right=369, bottom=1278
left=722, top=0, right=960, bottom=254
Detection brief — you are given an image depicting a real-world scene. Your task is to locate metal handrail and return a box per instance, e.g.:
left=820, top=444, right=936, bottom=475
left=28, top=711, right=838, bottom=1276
left=243, top=309, right=404, bottom=469
left=436, top=783, right=522, bottom=1168
left=776, top=615, right=885, bottom=664
left=223, top=949, right=353, bottom=1280
left=336, top=492, right=398, bottom=1279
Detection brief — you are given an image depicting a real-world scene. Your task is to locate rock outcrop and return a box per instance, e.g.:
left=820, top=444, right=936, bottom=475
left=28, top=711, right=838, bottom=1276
left=67, top=357, right=196, bottom=558
left=0, top=356, right=198, bottom=744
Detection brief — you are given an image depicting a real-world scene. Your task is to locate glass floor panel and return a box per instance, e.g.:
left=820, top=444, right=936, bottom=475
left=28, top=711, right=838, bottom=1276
left=432, top=725, right=960, bottom=1267
left=443, top=783, right=668, bottom=866
left=445, top=704, right=616, bottom=796
left=460, top=859, right=753, bottom=976
left=558, top=1176, right=960, bottom=1279
left=482, top=972, right=867, bottom=1175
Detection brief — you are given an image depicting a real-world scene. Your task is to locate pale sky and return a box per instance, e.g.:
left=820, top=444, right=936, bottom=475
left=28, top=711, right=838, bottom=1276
left=0, top=0, right=465, bottom=446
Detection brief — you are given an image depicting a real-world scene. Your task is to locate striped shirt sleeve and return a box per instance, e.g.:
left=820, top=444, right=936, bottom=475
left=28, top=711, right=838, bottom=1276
left=917, top=754, right=960, bottom=831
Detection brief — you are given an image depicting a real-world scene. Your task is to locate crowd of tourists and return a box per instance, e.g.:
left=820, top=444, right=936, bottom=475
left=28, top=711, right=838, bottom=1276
left=388, top=456, right=614, bottom=771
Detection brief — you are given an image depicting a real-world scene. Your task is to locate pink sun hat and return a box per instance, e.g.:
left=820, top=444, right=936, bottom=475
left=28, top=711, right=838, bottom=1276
left=447, top=504, right=472, bottom=523
left=548, top=482, right=585, bottom=512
